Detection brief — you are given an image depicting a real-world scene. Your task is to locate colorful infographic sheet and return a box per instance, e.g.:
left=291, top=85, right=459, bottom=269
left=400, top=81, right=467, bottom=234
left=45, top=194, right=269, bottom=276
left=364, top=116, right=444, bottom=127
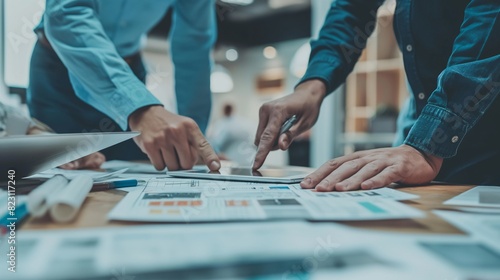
left=108, top=179, right=422, bottom=222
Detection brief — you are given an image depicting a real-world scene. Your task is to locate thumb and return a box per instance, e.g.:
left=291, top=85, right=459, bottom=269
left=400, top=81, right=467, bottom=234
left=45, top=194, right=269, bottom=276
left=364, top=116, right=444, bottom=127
left=278, top=127, right=299, bottom=150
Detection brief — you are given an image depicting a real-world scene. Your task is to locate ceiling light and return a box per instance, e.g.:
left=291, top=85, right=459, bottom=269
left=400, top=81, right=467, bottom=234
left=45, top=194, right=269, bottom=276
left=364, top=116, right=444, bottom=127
left=211, top=65, right=234, bottom=93
left=263, top=46, right=277, bottom=59
left=225, top=49, right=239, bottom=61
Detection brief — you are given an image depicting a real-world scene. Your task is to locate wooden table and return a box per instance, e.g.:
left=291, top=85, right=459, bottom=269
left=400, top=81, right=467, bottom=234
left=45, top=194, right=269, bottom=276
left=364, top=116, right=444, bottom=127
left=20, top=184, right=473, bottom=234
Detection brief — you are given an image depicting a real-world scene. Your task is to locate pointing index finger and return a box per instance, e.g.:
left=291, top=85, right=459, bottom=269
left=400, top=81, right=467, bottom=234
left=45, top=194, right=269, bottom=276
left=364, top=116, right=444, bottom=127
left=189, top=125, right=221, bottom=171
left=253, top=119, right=281, bottom=169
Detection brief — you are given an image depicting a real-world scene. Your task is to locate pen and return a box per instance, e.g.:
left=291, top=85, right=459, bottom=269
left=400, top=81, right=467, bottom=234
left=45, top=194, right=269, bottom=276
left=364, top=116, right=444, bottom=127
left=91, top=179, right=139, bottom=192
left=279, top=115, right=298, bottom=135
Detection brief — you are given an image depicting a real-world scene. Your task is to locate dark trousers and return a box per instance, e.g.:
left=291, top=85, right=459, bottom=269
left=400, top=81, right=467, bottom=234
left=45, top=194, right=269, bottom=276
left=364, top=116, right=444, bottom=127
left=27, top=41, right=148, bottom=161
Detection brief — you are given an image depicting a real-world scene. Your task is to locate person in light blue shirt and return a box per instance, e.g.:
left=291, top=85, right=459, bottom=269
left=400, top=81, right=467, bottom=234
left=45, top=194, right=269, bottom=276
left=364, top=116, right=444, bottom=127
left=28, top=0, right=221, bottom=172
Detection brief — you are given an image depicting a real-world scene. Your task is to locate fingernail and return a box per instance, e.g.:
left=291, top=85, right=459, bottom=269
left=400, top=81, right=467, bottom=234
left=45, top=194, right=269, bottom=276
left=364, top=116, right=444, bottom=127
left=304, top=177, right=312, bottom=186
left=282, top=138, right=289, bottom=147
left=334, top=183, right=348, bottom=191
left=362, top=181, right=373, bottom=189
left=316, top=184, right=326, bottom=190
left=300, top=178, right=312, bottom=188
left=210, top=161, right=221, bottom=171
left=316, top=185, right=327, bottom=192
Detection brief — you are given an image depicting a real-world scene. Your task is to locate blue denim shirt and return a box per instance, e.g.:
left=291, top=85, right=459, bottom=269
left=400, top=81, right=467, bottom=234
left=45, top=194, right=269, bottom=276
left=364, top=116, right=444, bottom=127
left=36, top=0, right=216, bottom=132
left=300, top=0, right=500, bottom=184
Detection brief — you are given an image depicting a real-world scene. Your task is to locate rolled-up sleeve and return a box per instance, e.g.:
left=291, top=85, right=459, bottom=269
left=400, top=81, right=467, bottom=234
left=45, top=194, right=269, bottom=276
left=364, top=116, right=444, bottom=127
left=44, top=0, right=161, bottom=130
left=404, top=1, right=500, bottom=158
left=299, top=0, right=385, bottom=93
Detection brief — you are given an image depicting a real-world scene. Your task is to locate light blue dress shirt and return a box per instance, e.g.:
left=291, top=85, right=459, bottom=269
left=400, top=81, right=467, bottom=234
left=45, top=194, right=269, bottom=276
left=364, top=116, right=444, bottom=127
left=36, top=0, right=216, bottom=131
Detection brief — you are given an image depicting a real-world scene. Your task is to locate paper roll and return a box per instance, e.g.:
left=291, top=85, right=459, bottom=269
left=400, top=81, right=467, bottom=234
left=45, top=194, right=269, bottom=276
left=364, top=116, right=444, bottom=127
left=49, top=175, right=93, bottom=223
left=27, top=175, right=69, bottom=217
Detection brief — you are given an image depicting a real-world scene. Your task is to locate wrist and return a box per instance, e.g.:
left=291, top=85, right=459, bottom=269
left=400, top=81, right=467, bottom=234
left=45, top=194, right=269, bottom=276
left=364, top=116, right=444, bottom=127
left=27, top=119, right=54, bottom=135
left=128, top=105, right=164, bottom=128
left=296, top=79, right=327, bottom=97
left=296, top=79, right=327, bottom=103
left=403, top=144, right=443, bottom=171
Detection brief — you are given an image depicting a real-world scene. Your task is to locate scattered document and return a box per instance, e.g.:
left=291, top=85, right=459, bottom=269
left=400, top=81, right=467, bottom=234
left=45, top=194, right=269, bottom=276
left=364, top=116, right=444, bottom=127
left=2, top=221, right=499, bottom=280
left=434, top=210, right=500, bottom=251
left=27, top=168, right=129, bottom=182
left=444, top=186, right=500, bottom=208
left=109, top=178, right=423, bottom=222
left=101, top=160, right=167, bottom=174
left=301, top=186, right=419, bottom=201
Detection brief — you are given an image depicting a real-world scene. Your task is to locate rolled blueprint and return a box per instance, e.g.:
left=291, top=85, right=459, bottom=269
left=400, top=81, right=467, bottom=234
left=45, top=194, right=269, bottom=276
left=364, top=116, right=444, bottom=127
left=27, top=175, right=69, bottom=217
left=49, top=175, right=93, bottom=223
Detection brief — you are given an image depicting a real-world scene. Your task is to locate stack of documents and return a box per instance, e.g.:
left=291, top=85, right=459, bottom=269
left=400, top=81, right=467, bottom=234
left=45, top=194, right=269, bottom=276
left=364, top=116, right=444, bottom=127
left=109, top=178, right=423, bottom=222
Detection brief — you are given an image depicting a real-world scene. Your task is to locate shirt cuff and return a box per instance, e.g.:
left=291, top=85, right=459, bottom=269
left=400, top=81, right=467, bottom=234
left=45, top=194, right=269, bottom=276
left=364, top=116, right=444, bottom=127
left=108, top=82, right=163, bottom=131
left=298, top=58, right=343, bottom=94
left=404, top=104, right=470, bottom=158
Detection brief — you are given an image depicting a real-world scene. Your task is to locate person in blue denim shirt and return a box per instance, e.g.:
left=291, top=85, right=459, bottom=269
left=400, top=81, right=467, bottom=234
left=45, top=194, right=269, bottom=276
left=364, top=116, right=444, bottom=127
left=28, top=0, right=221, bottom=172
left=254, top=0, right=500, bottom=190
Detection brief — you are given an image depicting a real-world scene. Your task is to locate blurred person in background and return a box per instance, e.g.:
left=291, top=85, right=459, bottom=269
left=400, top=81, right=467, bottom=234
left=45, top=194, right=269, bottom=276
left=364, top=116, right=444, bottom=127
left=0, top=102, right=104, bottom=169
left=208, top=104, right=255, bottom=166
left=254, top=0, right=500, bottom=190
left=28, top=0, right=220, bottom=172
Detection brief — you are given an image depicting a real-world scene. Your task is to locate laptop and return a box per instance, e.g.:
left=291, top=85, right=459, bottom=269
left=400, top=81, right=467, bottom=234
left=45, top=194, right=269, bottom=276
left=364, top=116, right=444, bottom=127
left=0, top=132, right=138, bottom=179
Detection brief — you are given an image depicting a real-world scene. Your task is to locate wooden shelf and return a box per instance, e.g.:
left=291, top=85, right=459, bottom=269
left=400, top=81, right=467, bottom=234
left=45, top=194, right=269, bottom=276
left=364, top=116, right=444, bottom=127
left=354, top=58, right=402, bottom=73
left=345, top=6, right=408, bottom=148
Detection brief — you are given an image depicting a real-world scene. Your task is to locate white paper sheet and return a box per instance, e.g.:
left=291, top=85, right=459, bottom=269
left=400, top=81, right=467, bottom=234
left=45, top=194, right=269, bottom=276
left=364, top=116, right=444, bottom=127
left=108, top=178, right=423, bottom=222
left=434, top=210, right=500, bottom=251
left=27, top=168, right=129, bottom=182
left=295, top=185, right=419, bottom=201
left=2, top=222, right=499, bottom=280
left=444, top=186, right=500, bottom=208
left=101, top=160, right=167, bottom=174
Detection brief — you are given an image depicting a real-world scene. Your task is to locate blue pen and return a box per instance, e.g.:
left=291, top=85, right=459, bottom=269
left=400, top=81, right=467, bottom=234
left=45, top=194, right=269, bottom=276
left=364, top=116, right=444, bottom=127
left=91, top=179, right=139, bottom=192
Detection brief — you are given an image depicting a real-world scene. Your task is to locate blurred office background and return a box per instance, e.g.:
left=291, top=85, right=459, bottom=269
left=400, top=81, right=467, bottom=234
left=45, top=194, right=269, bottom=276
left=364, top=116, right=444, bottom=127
left=0, top=0, right=406, bottom=168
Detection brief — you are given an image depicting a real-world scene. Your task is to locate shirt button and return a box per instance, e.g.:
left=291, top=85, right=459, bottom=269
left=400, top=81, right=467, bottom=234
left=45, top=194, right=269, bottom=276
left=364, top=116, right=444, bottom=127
left=418, top=92, right=426, bottom=100
left=406, top=44, right=413, bottom=52
left=451, top=136, right=459, bottom=143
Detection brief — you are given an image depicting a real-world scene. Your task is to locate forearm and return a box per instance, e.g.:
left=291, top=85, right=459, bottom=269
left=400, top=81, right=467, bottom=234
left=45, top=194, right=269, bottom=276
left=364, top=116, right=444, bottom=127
left=404, top=0, right=500, bottom=158
left=405, top=55, right=500, bottom=158
left=299, top=0, right=385, bottom=93
left=44, top=0, right=161, bottom=130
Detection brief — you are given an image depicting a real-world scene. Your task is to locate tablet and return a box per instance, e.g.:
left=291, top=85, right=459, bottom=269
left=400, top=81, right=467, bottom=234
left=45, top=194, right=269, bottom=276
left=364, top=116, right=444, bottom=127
left=0, top=132, right=138, bottom=178
left=168, top=166, right=314, bottom=183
